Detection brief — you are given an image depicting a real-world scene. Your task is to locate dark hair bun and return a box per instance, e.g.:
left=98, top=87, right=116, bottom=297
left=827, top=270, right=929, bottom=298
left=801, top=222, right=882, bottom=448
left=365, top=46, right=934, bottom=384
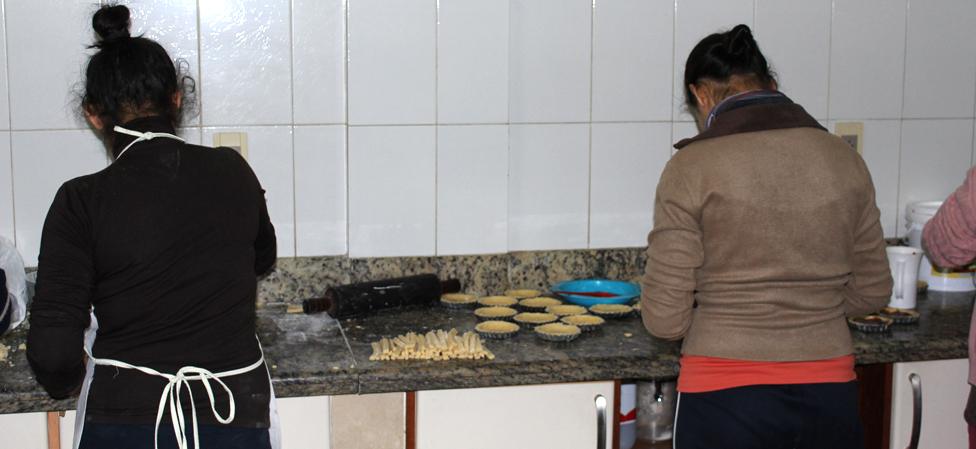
left=726, top=24, right=756, bottom=59
left=93, top=5, right=131, bottom=43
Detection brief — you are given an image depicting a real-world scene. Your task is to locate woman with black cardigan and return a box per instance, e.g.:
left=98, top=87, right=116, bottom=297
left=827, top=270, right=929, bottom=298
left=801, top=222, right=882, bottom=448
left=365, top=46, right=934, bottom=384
left=26, top=5, right=278, bottom=449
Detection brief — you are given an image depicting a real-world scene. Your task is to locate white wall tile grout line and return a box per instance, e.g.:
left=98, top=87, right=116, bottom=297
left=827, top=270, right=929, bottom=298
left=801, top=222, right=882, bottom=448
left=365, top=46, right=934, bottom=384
left=669, top=0, right=677, bottom=150
left=586, top=0, right=595, bottom=249
left=343, top=0, right=351, bottom=257
left=752, top=0, right=757, bottom=36
left=2, top=0, right=15, bottom=244
left=895, top=0, right=911, bottom=235
left=971, top=0, right=976, bottom=168
left=505, top=0, right=513, bottom=257
left=898, top=0, right=910, bottom=120
left=195, top=0, right=204, bottom=128
left=825, top=0, right=833, bottom=123
left=9, top=116, right=969, bottom=135
left=433, top=0, right=440, bottom=256
left=288, top=0, right=298, bottom=257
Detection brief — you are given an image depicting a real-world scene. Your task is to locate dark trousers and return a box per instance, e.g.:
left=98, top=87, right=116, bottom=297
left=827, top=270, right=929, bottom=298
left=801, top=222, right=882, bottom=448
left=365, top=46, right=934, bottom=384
left=78, top=422, right=272, bottom=449
left=674, top=381, right=864, bottom=449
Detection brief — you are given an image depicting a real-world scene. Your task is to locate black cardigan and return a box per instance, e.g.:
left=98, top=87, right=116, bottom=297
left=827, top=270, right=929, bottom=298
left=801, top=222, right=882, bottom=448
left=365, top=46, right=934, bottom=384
left=27, top=116, right=277, bottom=427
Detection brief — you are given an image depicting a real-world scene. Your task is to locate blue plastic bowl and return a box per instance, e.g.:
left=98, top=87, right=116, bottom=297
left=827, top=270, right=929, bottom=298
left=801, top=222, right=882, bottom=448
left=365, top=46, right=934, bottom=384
left=550, top=279, right=640, bottom=307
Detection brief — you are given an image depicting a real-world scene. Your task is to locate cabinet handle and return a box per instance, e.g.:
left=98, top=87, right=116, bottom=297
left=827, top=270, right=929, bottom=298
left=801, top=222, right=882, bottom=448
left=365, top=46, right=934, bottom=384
left=595, top=394, right=607, bottom=449
left=907, top=373, right=922, bottom=449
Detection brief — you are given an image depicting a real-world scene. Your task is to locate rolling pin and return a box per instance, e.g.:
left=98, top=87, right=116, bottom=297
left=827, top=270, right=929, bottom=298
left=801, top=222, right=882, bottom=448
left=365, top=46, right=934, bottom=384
left=302, top=274, right=461, bottom=319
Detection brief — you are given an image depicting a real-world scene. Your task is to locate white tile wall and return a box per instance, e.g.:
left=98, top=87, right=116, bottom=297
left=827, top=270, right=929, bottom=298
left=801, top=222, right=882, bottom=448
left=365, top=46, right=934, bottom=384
left=127, top=0, right=200, bottom=125
left=7, top=0, right=95, bottom=130
left=348, top=126, right=435, bottom=257
left=4, top=0, right=976, bottom=264
left=202, top=126, right=296, bottom=257
left=11, top=130, right=108, bottom=266
left=673, top=0, right=754, bottom=122
left=898, top=119, right=974, bottom=234
left=294, top=125, right=347, bottom=256
left=0, top=9, right=10, bottom=131
left=347, top=0, right=436, bottom=125
left=509, top=0, right=592, bottom=123
left=754, top=0, right=831, bottom=120
left=829, top=120, right=903, bottom=238
left=199, top=0, right=292, bottom=126
left=437, top=125, right=508, bottom=255
left=438, top=0, right=509, bottom=124
left=590, top=123, right=670, bottom=248
left=592, top=0, right=673, bottom=122
left=180, top=127, right=203, bottom=146
left=902, top=0, right=976, bottom=119
left=508, top=124, right=589, bottom=251
left=292, top=0, right=346, bottom=125
left=0, top=136, right=13, bottom=240
left=829, top=0, right=907, bottom=120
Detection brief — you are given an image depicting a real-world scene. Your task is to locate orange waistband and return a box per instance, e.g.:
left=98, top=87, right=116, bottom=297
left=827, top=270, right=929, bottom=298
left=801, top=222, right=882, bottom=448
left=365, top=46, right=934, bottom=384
left=677, top=354, right=856, bottom=393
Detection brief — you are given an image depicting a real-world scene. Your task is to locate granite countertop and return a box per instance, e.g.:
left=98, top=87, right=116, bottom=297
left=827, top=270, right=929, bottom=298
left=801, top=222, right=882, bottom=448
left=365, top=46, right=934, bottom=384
left=1, top=291, right=971, bottom=414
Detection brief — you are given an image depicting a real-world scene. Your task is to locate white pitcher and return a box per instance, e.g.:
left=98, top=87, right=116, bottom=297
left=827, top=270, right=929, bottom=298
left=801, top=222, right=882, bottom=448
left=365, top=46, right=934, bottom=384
left=887, top=246, right=923, bottom=309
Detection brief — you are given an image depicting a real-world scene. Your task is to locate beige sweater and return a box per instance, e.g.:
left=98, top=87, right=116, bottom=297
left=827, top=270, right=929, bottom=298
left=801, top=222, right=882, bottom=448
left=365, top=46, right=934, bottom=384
left=641, top=101, right=892, bottom=361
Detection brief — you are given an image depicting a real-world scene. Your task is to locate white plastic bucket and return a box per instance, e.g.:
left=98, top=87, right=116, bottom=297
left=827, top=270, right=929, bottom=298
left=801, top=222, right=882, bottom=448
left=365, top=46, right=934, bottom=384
left=905, top=201, right=975, bottom=292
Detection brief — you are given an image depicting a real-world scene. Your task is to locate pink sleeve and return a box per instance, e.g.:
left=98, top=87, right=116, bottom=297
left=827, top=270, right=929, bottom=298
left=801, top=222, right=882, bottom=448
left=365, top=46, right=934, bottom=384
left=922, top=166, right=976, bottom=268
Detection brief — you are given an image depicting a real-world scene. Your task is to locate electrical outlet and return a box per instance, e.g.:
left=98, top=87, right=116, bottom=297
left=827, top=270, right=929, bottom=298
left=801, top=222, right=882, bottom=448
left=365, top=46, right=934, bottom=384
left=214, top=132, right=248, bottom=160
left=834, top=122, right=864, bottom=155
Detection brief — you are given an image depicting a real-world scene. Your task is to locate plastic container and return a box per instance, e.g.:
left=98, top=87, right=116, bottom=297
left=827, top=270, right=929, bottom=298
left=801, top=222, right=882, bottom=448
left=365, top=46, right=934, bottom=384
left=905, top=201, right=975, bottom=292
left=636, top=380, right=676, bottom=443
left=619, top=383, right=637, bottom=449
left=550, top=279, right=640, bottom=306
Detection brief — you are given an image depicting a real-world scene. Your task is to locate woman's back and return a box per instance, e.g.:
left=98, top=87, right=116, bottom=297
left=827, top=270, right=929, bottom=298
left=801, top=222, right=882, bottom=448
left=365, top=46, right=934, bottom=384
left=652, top=124, right=890, bottom=361
left=31, top=116, right=276, bottom=424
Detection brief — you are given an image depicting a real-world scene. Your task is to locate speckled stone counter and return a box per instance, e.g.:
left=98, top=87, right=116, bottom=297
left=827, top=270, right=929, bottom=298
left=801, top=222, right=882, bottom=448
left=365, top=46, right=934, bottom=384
left=255, top=249, right=645, bottom=305
left=1, top=289, right=970, bottom=414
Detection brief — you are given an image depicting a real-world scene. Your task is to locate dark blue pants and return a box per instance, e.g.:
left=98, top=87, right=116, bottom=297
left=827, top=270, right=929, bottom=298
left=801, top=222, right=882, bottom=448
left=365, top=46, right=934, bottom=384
left=78, top=422, right=272, bottom=449
left=674, top=382, right=864, bottom=449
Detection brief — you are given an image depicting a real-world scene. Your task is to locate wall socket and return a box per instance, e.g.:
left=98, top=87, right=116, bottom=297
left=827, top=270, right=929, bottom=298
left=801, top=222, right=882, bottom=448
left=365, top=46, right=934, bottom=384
left=214, top=132, right=248, bottom=160
left=834, top=122, right=864, bottom=155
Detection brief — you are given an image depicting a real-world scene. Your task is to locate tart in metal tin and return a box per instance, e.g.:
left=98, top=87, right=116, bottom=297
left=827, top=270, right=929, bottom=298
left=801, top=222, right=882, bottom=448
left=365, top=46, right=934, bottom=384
left=474, top=306, right=518, bottom=321
left=560, top=314, right=605, bottom=332
left=535, top=323, right=582, bottom=342
left=475, top=320, right=520, bottom=339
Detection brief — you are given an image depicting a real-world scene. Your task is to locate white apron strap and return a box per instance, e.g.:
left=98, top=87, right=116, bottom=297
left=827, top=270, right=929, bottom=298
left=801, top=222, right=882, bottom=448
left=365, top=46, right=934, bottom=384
left=113, top=125, right=185, bottom=160
left=73, top=312, right=98, bottom=449
left=77, top=334, right=269, bottom=449
left=264, top=359, right=281, bottom=449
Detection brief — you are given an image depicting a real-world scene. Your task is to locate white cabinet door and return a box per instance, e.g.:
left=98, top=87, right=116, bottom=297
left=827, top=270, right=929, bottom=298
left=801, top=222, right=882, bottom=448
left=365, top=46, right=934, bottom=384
left=278, top=395, right=331, bottom=449
left=890, top=358, right=968, bottom=449
left=416, top=381, right=615, bottom=449
left=59, top=410, right=75, bottom=449
left=0, top=411, right=49, bottom=449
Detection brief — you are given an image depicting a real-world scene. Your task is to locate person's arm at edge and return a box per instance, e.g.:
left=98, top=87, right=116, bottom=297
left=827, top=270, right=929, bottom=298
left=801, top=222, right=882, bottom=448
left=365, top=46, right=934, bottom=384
left=640, top=161, right=702, bottom=340
left=254, top=188, right=276, bottom=276
left=922, top=166, right=976, bottom=269
left=26, top=184, right=93, bottom=399
left=842, top=161, right=892, bottom=317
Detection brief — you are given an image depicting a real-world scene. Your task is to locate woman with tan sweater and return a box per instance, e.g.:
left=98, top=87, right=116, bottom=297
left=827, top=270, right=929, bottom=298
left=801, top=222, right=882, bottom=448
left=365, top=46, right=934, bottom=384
left=641, top=25, right=891, bottom=448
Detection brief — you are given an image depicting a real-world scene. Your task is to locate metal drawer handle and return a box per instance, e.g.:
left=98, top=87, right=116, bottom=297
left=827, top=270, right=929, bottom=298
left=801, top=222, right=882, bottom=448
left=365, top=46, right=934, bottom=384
left=595, top=394, right=607, bottom=449
left=907, top=373, right=922, bottom=449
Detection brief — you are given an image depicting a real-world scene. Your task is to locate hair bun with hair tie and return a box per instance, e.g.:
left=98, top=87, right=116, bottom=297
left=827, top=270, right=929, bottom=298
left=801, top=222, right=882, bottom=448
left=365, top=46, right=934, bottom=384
left=93, top=4, right=132, bottom=43
left=726, top=24, right=756, bottom=58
